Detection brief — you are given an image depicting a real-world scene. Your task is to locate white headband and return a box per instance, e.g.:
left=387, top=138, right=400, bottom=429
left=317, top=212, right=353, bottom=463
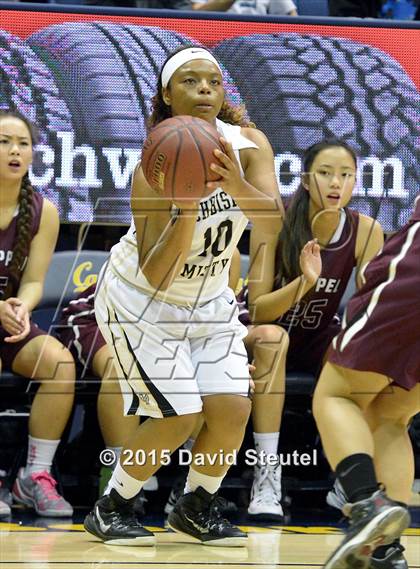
left=161, top=48, right=222, bottom=89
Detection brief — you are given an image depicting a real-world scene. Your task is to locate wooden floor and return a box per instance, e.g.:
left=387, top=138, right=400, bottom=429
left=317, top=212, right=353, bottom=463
left=0, top=522, right=419, bottom=568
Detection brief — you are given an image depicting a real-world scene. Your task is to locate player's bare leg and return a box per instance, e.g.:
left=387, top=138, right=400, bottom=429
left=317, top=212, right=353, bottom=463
left=94, top=346, right=138, bottom=449
left=164, top=414, right=204, bottom=515
left=94, top=346, right=142, bottom=496
left=367, top=383, right=420, bottom=505
left=360, top=384, right=420, bottom=568
left=245, top=325, right=288, bottom=433
left=188, top=394, right=251, bottom=476
left=12, top=335, right=75, bottom=440
left=167, top=394, right=251, bottom=546
left=313, top=363, right=410, bottom=568
left=11, top=335, right=75, bottom=517
left=244, top=324, right=288, bottom=520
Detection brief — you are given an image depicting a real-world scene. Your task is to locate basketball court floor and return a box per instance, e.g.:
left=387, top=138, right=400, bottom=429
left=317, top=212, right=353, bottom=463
left=1, top=500, right=419, bottom=568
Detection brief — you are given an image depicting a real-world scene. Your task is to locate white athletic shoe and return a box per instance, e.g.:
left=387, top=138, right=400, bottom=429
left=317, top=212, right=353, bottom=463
left=248, top=463, right=283, bottom=521
left=326, top=478, right=348, bottom=512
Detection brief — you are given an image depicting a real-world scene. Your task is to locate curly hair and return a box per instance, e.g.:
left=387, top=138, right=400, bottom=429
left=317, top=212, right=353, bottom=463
left=148, top=45, right=254, bottom=130
left=0, top=110, right=37, bottom=300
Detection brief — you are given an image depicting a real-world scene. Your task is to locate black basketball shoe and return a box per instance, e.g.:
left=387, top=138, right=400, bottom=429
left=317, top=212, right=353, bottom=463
left=371, top=540, right=408, bottom=569
left=164, top=474, right=237, bottom=517
left=167, top=486, right=247, bottom=546
left=84, top=489, right=155, bottom=546
left=324, top=489, right=410, bottom=569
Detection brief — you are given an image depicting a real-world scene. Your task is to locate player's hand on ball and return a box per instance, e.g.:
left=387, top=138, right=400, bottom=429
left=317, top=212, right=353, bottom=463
left=207, top=137, right=242, bottom=197
left=300, top=239, right=322, bottom=285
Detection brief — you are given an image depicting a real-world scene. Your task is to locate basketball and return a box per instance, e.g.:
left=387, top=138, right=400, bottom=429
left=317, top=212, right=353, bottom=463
left=141, top=115, right=223, bottom=201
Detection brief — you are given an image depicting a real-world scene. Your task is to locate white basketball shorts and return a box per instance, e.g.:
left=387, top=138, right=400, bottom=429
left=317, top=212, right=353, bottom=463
left=94, top=269, right=250, bottom=418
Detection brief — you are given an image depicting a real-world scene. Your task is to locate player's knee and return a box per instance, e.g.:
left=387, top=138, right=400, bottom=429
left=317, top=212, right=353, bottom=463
left=254, top=324, right=289, bottom=350
left=235, top=396, right=252, bottom=427
left=370, top=400, right=414, bottom=428
left=37, top=344, right=76, bottom=385
left=205, top=395, right=251, bottom=434
left=167, top=412, right=201, bottom=442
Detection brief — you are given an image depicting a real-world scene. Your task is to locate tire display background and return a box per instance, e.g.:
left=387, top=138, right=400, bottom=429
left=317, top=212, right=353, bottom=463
left=0, top=8, right=419, bottom=230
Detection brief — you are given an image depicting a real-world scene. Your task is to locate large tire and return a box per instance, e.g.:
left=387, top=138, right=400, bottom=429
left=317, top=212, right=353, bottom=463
left=214, top=34, right=420, bottom=230
left=29, top=24, right=191, bottom=150
left=28, top=24, right=243, bottom=222
left=0, top=30, right=76, bottom=218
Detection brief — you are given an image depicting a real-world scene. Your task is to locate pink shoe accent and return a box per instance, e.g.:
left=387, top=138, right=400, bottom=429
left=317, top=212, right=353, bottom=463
left=30, top=472, right=63, bottom=505
left=12, top=468, right=73, bottom=517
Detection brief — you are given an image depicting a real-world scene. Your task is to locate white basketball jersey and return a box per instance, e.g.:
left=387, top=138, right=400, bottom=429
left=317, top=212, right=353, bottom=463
left=109, top=119, right=258, bottom=307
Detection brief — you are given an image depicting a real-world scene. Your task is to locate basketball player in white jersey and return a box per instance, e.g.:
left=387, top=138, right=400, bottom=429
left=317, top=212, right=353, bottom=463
left=84, top=45, right=283, bottom=546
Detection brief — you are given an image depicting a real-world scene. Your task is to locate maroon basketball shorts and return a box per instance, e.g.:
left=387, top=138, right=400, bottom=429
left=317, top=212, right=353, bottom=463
left=329, top=220, right=420, bottom=390
left=59, top=315, right=106, bottom=373
left=0, top=322, right=46, bottom=371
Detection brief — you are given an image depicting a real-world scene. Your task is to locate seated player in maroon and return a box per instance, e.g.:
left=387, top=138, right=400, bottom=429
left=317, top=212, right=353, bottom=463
left=313, top=197, right=420, bottom=568
left=238, top=140, right=384, bottom=520
left=0, top=110, right=75, bottom=517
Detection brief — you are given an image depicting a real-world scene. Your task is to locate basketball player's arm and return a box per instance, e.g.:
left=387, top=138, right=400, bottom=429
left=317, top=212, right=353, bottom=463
left=247, top=231, right=317, bottom=322
left=355, top=215, right=384, bottom=289
left=15, top=199, right=59, bottom=313
left=208, top=128, right=284, bottom=233
left=131, top=165, right=198, bottom=291
left=3, top=200, right=60, bottom=343
left=228, top=247, right=242, bottom=293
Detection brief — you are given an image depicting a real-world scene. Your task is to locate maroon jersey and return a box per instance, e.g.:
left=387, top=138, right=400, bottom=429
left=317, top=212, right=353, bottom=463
left=59, top=283, right=106, bottom=371
left=329, top=198, right=420, bottom=390
left=0, top=192, right=47, bottom=370
left=239, top=209, right=360, bottom=373
left=0, top=192, right=44, bottom=300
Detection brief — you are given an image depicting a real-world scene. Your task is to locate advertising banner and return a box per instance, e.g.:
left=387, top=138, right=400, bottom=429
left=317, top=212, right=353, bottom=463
left=1, top=8, right=419, bottom=229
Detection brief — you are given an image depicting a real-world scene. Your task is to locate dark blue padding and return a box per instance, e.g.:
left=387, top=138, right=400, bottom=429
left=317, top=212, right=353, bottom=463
left=39, top=249, right=109, bottom=310
left=285, top=370, right=316, bottom=394
left=295, top=0, right=328, bottom=16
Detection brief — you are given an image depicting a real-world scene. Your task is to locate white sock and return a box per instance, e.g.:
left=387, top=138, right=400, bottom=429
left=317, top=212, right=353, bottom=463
left=107, top=446, right=122, bottom=469
left=184, top=438, right=195, bottom=452
left=105, top=462, right=145, bottom=500
left=253, top=432, right=279, bottom=464
left=184, top=467, right=224, bottom=495
left=24, top=436, right=60, bottom=476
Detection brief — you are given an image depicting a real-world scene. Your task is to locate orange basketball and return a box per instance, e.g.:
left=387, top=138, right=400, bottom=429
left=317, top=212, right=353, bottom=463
left=141, top=116, right=223, bottom=201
